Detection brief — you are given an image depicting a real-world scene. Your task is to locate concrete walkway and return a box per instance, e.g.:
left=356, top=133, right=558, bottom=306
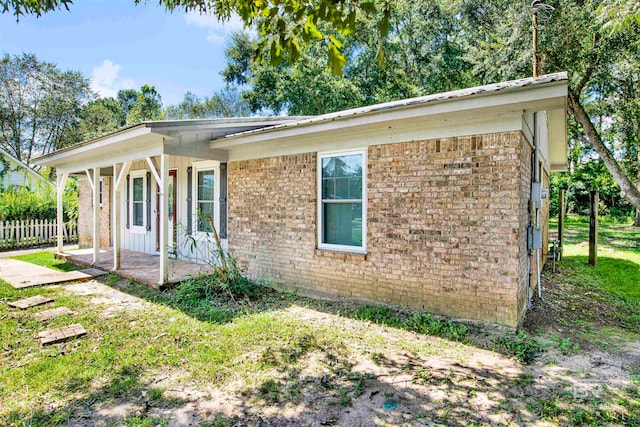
left=0, top=258, right=106, bottom=289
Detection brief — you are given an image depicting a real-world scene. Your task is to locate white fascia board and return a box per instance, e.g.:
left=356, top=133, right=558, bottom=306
left=34, top=126, right=152, bottom=167
left=227, top=110, right=524, bottom=162
left=212, top=83, right=567, bottom=150
left=55, top=140, right=164, bottom=173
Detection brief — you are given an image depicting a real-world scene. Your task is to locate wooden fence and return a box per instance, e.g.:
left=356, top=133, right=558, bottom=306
left=0, top=219, right=78, bottom=250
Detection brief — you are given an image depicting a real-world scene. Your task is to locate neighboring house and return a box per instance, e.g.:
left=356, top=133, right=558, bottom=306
left=34, top=73, right=569, bottom=328
left=0, top=147, right=53, bottom=191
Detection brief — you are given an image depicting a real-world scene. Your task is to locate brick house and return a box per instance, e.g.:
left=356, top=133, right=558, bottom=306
left=34, top=73, right=568, bottom=328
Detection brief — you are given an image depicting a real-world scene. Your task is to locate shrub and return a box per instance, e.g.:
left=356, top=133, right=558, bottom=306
left=176, top=212, right=260, bottom=303
left=0, top=179, right=77, bottom=222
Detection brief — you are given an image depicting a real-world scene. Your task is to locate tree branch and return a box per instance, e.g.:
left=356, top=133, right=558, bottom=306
left=568, top=88, right=640, bottom=210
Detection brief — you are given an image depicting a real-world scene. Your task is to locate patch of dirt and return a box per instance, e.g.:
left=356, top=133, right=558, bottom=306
left=63, top=276, right=639, bottom=427
left=64, top=279, right=146, bottom=318
left=524, top=262, right=634, bottom=349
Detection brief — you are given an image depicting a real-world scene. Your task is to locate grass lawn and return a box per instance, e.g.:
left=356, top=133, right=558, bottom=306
left=11, top=252, right=85, bottom=272
left=1, top=222, right=639, bottom=426
left=526, top=216, right=640, bottom=342
left=553, top=216, right=640, bottom=304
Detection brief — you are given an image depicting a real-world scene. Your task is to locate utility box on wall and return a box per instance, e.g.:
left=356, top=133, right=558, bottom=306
left=528, top=226, right=542, bottom=250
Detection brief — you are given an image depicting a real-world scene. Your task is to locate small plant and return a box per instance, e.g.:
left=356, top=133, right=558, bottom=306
left=353, top=305, right=403, bottom=327
left=410, top=312, right=468, bottom=341
left=513, top=373, right=535, bottom=387
left=257, top=379, right=284, bottom=404
left=413, top=367, right=433, bottom=383
left=352, top=306, right=469, bottom=341
left=558, top=337, right=581, bottom=355
left=339, top=389, right=352, bottom=406
left=526, top=397, right=562, bottom=418
left=493, top=333, right=541, bottom=364
left=176, top=212, right=260, bottom=302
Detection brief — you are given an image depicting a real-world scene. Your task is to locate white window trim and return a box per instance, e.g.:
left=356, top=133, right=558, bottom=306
left=317, top=148, right=367, bottom=254
left=192, top=160, right=221, bottom=240
left=129, top=169, right=147, bottom=234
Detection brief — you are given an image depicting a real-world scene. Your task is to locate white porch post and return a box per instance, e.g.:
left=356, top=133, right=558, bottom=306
left=56, top=172, right=69, bottom=253
left=112, top=161, right=131, bottom=270
left=112, top=164, right=120, bottom=270
left=92, top=167, right=100, bottom=264
left=159, top=154, right=169, bottom=285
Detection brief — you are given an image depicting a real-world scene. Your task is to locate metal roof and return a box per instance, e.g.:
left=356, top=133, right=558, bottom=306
left=33, top=116, right=310, bottom=163
left=216, top=72, right=569, bottom=142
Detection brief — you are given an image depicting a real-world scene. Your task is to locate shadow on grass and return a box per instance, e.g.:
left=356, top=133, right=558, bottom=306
left=525, top=255, right=640, bottom=348
left=98, top=274, right=542, bottom=370
left=8, top=326, right=640, bottom=427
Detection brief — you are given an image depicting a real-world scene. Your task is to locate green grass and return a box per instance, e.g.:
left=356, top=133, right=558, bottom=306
left=3, top=218, right=640, bottom=426
left=11, top=251, right=84, bottom=272
left=552, top=215, right=640, bottom=305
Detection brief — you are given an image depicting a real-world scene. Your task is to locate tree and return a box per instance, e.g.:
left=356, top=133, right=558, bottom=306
left=125, top=84, right=163, bottom=124
left=460, top=0, right=640, bottom=218
left=165, top=87, right=251, bottom=119
left=2, top=0, right=391, bottom=76
left=222, top=1, right=474, bottom=115
left=75, top=97, right=124, bottom=140
left=0, top=53, right=92, bottom=166
left=117, top=89, right=139, bottom=125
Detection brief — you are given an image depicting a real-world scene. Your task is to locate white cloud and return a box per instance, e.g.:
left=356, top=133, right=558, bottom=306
left=90, top=60, right=135, bottom=98
left=184, top=11, right=250, bottom=44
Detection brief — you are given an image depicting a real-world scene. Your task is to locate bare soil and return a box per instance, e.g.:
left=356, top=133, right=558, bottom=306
left=59, top=272, right=640, bottom=427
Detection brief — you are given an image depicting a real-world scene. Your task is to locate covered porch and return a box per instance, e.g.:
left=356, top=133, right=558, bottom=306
left=33, top=118, right=295, bottom=287
left=57, top=248, right=208, bottom=288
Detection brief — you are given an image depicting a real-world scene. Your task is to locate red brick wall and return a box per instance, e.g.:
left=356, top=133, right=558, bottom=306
left=228, top=131, right=528, bottom=327
left=78, top=177, right=111, bottom=248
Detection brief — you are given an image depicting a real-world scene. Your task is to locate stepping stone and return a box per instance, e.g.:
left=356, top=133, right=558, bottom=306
left=8, top=295, right=54, bottom=309
left=33, top=306, right=74, bottom=321
left=38, top=324, right=87, bottom=345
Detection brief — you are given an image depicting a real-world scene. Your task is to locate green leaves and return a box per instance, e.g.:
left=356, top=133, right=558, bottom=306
left=1, top=0, right=73, bottom=19
left=327, top=40, right=348, bottom=76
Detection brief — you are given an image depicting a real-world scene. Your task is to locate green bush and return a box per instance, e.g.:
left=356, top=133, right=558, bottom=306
left=0, top=179, right=77, bottom=222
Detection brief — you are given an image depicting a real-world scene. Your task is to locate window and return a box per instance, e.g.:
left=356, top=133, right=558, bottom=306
left=197, top=170, right=215, bottom=233
left=129, top=170, right=146, bottom=233
left=318, top=149, right=367, bottom=253
left=192, top=160, right=220, bottom=236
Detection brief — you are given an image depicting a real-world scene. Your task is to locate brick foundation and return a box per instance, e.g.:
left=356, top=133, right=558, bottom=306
left=228, top=131, right=533, bottom=327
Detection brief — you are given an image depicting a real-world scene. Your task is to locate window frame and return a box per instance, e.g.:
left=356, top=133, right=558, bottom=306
left=192, top=160, right=220, bottom=239
left=317, top=148, right=367, bottom=254
left=129, top=169, right=147, bottom=234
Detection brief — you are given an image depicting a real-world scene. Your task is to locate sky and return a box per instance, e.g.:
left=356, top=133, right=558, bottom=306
left=0, top=0, right=248, bottom=106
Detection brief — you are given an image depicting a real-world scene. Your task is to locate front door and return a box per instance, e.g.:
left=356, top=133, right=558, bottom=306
left=156, top=169, right=177, bottom=255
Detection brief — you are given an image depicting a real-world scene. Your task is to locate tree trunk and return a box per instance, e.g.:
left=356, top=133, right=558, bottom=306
left=568, top=89, right=640, bottom=212
left=634, top=208, right=640, bottom=227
